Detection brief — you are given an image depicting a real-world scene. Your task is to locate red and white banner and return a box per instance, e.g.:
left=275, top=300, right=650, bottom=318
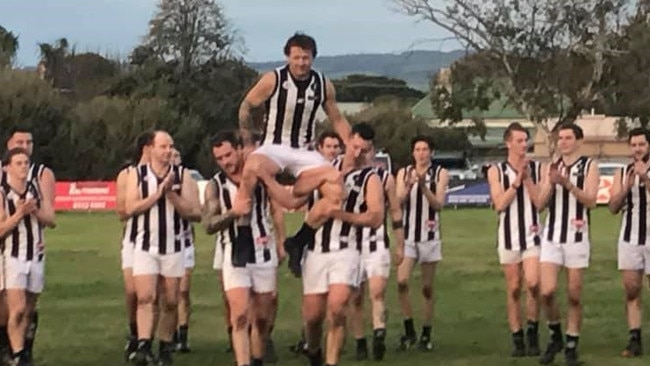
left=54, top=181, right=116, bottom=211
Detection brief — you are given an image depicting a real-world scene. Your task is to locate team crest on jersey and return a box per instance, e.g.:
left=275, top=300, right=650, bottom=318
left=282, top=80, right=291, bottom=90
left=255, top=236, right=269, bottom=246
left=426, top=220, right=438, bottom=231
left=571, top=218, right=585, bottom=232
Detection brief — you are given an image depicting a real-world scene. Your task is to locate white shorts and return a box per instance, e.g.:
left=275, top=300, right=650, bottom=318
left=184, top=245, right=195, bottom=269
left=132, top=250, right=185, bottom=278
left=4, top=256, right=45, bottom=294
left=252, top=144, right=329, bottom=177
left=540, top=240, right=590, bottom=269
left=302, top=248, right=360, bottom=295
left=121, top=241, right=135, bottom=270
left=405, top=240, right=442, bottom=264
left=618, top=241, right=650, bottom=273
left=498, top=246, right=541, bottom=265
left=213, top=242, right=225, bottom=271
left=222, top=264, right=277, bottom=293
left=357, top=248, right=391, bottom=284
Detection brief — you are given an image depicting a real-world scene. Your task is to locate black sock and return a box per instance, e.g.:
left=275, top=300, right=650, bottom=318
left=373, top=328, right=386, bottom=341
left=565, top=334, right=579, bottom=349
left=0, top=326, right=8, bottom=347
left=548, top=322, right=562, bottom=343
left=293, top=223, right=316, bottom=245
left=179, top=324, right=189, bottom=342
left=11, top=349, right=25, bottom=359
left=512, top=329, right=524, bottom=346
left=129, top=322, right=138, bottom=338
left=25, top=311, right=38, bottom=354
left=308, top=348, right=322, bottom=366
left=630, top=328, right=642, bottom=342
left=403, top=318, right=416, bottom=338
left=421, top=325, right=432, bottom=340
left=356, top=337, right=367, bottom=349
left=138, top=339, right=152, bottom=351
left=526, top=320, right=539, bottom=335
left=251, top=358, right=264, bottom=366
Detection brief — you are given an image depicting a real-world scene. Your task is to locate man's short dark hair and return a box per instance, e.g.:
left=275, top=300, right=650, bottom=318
left=6, top=126, right=33, bottom=146
left=211, top=130, right=242, bottom=149
left=628, top=127, right=650, bottom=143
left=410, top=135, right=434, bottom=151
left=134, top=130, right=155, bottom=162
left=556, top=122, right=584, bottom=140
left=351, top=123, right=375, bottom=141
left=2, top=147, right=30, bottom=166
left=317, top=131, right=342, bottom=147
left=503, top=122, right=530, bottom=141
left=284, top=32, right=317, bottom=57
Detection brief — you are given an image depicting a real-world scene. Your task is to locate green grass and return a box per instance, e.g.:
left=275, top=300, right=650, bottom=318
left=32, top=208, right=646, bottom=365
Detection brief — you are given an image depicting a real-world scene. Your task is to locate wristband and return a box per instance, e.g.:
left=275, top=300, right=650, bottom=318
left=392, top=220, right=403, bottom=229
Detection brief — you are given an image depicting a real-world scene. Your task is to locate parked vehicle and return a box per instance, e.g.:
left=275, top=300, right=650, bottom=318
left=432, top=152, right=479, bottom=180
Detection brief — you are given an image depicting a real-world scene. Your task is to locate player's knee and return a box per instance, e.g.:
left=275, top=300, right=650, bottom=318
left=507, top=286, right=521, bottom=301
left=371, top=288, right=386, bottom=302
left=624, top=282, right=642, bottom=300
left=397, top=281, right=409, bottom=294
left=526, top=280, right=540, bottom=297
left=421, top=285, right=433, bottom=300
left=137, top=293, right=155, bottom=306
left=180, top=291, right=191, bottom=303
left=8, top=305, right=26, bottom=321
left=567, top=291, right=581, bottom=307
left=233, top=312, right=249, bottom=331
left=327, top=307, right=347, bottom=327
left=270, top=294, right=278, bottom=307
left=254, top=315, right=270, bottom=334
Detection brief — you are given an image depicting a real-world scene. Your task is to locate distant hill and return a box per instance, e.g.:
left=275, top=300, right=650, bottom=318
left=247, top=50, right=466, bottom=91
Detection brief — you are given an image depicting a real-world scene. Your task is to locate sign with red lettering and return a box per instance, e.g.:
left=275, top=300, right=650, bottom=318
left=54, top=181, right=116, bottom=211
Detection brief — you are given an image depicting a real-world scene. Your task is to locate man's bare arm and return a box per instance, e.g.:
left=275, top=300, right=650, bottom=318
left=332, top=174, right=384, bottom=229
left=419, top=169, right=448, bottom=211
left=260, top=175, right=308, bottom=210
left=167, top=170, right=201, bottom=222
left=239, top=72, right=276, bottom=144
left=125, top=168, right=162, bottom=216
left=322, top=79, right=352, bottom=145
left=116, top=168, right=130, bottom=221
left=565, top=160, right=600, bottom=208
left=385, top=175, right=405, bottom=246
left=608, top=168, right=629, bottom=214
left=39, top=168, right=56, bottom=207
left=201, top=180, right=236, bottom=235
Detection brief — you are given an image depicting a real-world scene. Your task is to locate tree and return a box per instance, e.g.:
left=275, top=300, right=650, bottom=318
left=68, top=53, right=120, bottom=101
left=392, top=0, right=628, bottom=152
left=603, top=1, right=650, bottom=136
left=38, top=37, right=74, bottom=90
left=71, top=96, right=202, bottom=179
left=0, top=68, right=74, bottom=177
left=333, top=74, right=425, bottom=102
left=346, top=97, right=470, bottom=169
left=144, top=0, right=237, bottom=76
left=0, top=25, right=19, bottom=68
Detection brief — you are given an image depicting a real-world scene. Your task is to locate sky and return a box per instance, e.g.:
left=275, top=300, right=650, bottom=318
left=0, top=0, right=458, bottom=67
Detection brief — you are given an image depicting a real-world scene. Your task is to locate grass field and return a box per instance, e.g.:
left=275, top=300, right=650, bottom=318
left=32, top=208, right=649, bottom=365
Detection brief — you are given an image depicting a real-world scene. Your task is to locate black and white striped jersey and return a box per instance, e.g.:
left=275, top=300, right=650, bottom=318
left=261, top=65, right=327, bottom=148
left=1, top=180, right=44, bottom=261
left=618, top=162, right=650, bottom=245
left=544, top=156, right=594, bottom=244
left=402, top=164, right=444, bottom=243
left=494, top=161, right=542, bottom=251
left=212, top=172, right=276, bottom=266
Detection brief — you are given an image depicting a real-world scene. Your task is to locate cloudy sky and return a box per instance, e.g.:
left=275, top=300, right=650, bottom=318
left=0, top=0, right=457, bottom=66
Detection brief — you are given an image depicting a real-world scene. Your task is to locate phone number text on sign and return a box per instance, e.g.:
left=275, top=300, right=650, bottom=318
left=54, top=181, right=116, bottom=211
